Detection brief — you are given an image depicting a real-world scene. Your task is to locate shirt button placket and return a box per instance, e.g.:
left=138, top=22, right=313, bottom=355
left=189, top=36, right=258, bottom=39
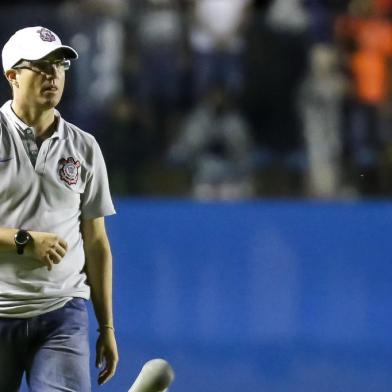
left=26, top=128, right=38, bottom=167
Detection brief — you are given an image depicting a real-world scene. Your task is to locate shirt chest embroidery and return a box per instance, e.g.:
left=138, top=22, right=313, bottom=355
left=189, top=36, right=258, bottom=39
left=58, top=157, right=81, bottom=185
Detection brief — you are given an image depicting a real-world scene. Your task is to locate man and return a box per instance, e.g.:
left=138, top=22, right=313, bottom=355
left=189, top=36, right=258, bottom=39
left=189, top=0, right=251, bottom=99
left=168, top=85, right=255, bottom=200
left=0, top=26, right=118, bottom=391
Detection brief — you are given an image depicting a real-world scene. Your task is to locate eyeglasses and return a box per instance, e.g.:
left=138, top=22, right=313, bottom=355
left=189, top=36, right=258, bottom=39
left=13, top=58, right=71, bottom=74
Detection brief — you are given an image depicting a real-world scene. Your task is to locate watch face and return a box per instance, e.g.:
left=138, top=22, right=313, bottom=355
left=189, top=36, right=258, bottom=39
left=15, top=230, right=30, bottom=245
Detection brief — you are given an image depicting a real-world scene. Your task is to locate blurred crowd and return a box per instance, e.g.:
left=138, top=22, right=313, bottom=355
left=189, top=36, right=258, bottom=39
left=3, top=0, right=392, bottom=200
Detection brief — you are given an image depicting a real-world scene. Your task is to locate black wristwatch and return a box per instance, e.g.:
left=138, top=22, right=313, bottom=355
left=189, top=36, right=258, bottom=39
left=14, top=229, right=31, bottom=255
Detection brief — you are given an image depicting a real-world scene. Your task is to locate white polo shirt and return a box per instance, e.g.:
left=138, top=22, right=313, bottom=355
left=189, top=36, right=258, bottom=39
left=0, top=100, right=115, bottom=318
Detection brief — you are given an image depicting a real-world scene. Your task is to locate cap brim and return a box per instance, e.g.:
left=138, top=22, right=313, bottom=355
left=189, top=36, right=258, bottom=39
left=23, top=45, right=78, bottom=62
left=50, top=46, right=78, bottom=60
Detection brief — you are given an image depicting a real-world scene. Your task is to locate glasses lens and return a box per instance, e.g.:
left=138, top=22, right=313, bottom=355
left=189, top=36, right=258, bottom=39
left=31, top=59, right=71, bottom=73
left=37, top=62, right=50, bottom=73
left=61, top=60, right=71, bottom=71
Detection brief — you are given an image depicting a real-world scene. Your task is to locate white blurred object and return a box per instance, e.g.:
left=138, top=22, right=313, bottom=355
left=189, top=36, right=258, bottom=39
left=128, top=359, right=175, bottom=392
left=190, top=0, right=251, bottom=52
left=90, top=19, right=124, bottom=104
left=265, top=0, right=309, bottom=32
left=298, top=44, right=347, bottom=198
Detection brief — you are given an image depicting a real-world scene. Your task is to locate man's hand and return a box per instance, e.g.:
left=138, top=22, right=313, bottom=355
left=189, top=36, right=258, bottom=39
left=96, top=329, right=119, bottom=385
left=26, top=231, right=68, bottom=271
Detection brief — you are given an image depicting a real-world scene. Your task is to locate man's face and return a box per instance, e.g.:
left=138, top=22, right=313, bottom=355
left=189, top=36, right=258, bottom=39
left=12, top=53, right=68, bottom=109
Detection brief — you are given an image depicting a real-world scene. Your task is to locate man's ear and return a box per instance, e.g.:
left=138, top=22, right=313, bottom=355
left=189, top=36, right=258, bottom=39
left=5, top=69, right=19, bottom=88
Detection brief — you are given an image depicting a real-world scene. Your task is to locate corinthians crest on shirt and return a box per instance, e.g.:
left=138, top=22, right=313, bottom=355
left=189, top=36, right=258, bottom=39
left=59, top=157, right=81, bottom=185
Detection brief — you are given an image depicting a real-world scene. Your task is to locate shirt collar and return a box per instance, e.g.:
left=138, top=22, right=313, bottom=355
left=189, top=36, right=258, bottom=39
left=0, top=100, right=67, bottom=140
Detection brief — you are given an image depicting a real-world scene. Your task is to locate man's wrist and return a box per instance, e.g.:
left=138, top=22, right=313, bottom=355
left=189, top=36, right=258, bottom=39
left=97, top=324, right=115, bottom=333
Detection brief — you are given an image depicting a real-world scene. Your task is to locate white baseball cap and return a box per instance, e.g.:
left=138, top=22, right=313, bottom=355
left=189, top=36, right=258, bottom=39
left=2, top=26, right=78, bottom=72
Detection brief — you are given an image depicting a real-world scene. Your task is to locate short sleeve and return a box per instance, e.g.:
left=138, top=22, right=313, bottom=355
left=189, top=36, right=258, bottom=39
left=81, top=138, right=116, bottom=220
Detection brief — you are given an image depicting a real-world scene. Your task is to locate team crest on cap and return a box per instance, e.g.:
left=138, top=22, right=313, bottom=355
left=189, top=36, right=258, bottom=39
left=59, top=157, right=80, bottom=185
left=37, top=27, right=56, bottom=42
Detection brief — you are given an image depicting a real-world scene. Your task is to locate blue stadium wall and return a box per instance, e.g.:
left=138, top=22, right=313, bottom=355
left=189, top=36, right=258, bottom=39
left=25, top=199, right=392, bottom=391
